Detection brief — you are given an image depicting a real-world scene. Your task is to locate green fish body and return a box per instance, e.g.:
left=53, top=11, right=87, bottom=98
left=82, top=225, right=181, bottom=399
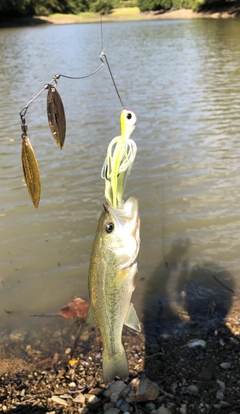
left=86, top=197, right=141, bottom=384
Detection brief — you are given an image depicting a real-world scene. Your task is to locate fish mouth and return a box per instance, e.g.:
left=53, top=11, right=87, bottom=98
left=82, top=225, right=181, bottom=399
left=107, top=197, right=139, bottom=238
left=107, top=197, right=138, bottom=220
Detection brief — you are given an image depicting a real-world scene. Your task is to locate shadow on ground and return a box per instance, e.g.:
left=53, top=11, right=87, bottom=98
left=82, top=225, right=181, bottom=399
left=141, top=238, right=240, bottom=412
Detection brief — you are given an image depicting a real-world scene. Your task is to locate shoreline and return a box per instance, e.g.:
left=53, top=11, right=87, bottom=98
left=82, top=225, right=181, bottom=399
left=1, top=6, right=240, bottom=28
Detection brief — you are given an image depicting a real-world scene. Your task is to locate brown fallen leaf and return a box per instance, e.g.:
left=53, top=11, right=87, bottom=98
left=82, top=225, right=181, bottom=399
left=60, top=298, right=89, bottom=319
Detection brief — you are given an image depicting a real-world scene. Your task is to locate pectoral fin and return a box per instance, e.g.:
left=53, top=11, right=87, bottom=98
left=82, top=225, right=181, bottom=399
left=85, top=304, right=96, bottom=326
left=124, top=303, right=141, bottom=332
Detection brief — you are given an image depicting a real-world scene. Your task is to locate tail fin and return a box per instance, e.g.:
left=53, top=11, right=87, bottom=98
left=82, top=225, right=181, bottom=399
left=102, top=347, right=129, bottom=384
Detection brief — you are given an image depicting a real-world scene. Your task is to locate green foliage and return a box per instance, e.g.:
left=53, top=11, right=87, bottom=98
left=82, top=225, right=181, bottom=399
left=0, top=0, right=237, bottom=17
left=0, top=0, right=32, bottom=16
left=137, top=0, right=153, bottom=10
left=0, top=0, right=90, bottom=16
left=118, top=0, right=138, bottom=6
left=90, top=0, right=114, bottom=13
left=138, top=0, right=234, bottom=11
left=138, top=0, right=172, bottom=11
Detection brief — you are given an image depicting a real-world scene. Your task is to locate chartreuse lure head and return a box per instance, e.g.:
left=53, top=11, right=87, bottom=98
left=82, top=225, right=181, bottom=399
left=101, top=109, right=137, bottom=208
left=120, top=109, right=137, bottom=140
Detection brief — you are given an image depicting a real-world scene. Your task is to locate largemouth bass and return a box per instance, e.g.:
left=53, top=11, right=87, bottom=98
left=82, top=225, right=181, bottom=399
left=86, top=197, right=141, bottom=384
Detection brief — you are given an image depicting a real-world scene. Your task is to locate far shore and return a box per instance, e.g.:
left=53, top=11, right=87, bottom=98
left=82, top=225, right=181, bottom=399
left=1, top=6, right=240, bottom=28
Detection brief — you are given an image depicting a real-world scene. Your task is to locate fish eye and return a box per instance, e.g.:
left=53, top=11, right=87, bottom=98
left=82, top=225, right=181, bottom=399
left=127, top=113, right=132, bottom=120
left=105, top=222, right=114, bottom=233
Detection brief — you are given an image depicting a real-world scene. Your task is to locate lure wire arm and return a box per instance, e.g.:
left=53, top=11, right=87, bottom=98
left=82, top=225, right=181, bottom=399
left=56, top=60, right=104, bottom=80
left=19, top=59, right=105, bottom=124
left=19, top=82, right=50, bottom=126
left=100, top=52, right=124, bottom=109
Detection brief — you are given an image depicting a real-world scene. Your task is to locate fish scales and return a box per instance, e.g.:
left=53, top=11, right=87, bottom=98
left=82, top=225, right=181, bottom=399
left=87, top=197, right=141, bottom=384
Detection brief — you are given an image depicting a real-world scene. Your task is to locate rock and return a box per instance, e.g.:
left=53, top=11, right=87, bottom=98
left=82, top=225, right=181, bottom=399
left=122, top=375, right=160, bottom=402
left=145, top=402, right=156, bottom=411
left=69, top=381, right=76, bottom=391
left=186, top=339, right=206, bottom=348
left=104, top=408, right=120, bottom=414
left=216, top=379, right=226, bottom=390
left=185, top=385, right=198, bottom=395
left=53, top=330, right=62, bottom=338
left=65, top=347, right=72, bottom=355
left=170, top=382, right=178, bottom=393
left=104, top=381, right=127, bottom=403
left=216, top=390, right=224, bottom=400
left=78, top=408, right=89, bottom=414
left=52, top=352, right=59, bottom=365
left=51, top=396, right=68, bottom=406
left=88, top=395, right=99, bottom=404
left=9, top=330, right=27, bottom=342
left=116, top=398, right=130, bottom=412
left=73, top=393, right=85, bottom=403
left=220, top=401, right=231, bottom=407
left=104, top=403, right=114, bottom=411
left=60, top=394, right=72, bottom=399
left=157, top=405, right=172, bottom=414
left=179, top=404, right=187, bottom=414
left=220, top=362, right=232, bottom=369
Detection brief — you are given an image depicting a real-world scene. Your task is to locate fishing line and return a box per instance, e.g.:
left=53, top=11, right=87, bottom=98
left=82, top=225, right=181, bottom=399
left=98, top=0, right=124, bottom=109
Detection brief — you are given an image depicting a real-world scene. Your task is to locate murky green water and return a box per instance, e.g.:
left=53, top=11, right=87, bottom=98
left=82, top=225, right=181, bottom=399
left=0, top=19, right=240, bottom=343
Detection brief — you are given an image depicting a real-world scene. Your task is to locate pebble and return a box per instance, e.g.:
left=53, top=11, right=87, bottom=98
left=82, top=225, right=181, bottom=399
left=216, top=390, right=224, bottom=400
left=65, top=348, right=72, bottom=355
left=69, top=381, right=76, bottom=390
left=104, top=403, right=115, bottom=411
left=179, top=404, right=187, bottom=414
left=53, top=330, right=62, bottom=338
left=122, top=375, right=160, bottom=402
left=170, top=382, right=178, bottom=393
left=51, top=396, right=68, bottom=406
left=219, top=338, right=225, bottom=347
left=220, top=362, right=232, bottom=369
left=78, top=408, right=89, bottom=414
left=219, top=401, right=231, bottom=407
left=104, top=380, right=127, bottom=403
left=185, top=385, right=199, bottom=395
left=186, top=338, right=206, bottom=348
left=88, top=395, right=99, bottom=404
left=9, top=330, right=26, bottom=342
left=145, top=402, right=156, bottom=411
left=73, top=393, right=85, bottom=403
left=216, top=379, right=225, bottom=390
left=116, top=398, right=130, bottom=412
left=104, top=408, right=120, bottom=414
left=157, top=405, right=172, bottom=414
left=52, top=353, right=59, bottom=365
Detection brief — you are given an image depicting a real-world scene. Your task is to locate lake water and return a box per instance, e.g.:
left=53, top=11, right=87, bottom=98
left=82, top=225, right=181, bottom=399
left=0, top=19, right=240, bottom=349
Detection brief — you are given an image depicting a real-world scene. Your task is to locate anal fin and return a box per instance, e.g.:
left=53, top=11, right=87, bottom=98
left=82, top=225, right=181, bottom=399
left=124, top=303, right=141, bottom=332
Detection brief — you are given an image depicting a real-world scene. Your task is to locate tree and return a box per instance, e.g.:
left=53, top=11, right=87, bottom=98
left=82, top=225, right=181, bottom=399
left=90, top=0, right=114, bottom=14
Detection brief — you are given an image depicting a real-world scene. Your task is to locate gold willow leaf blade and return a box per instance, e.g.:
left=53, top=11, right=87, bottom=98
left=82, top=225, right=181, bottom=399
left=47, top=85, right=66, bottom=149
left=22, top=137, right=41, bottom=209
